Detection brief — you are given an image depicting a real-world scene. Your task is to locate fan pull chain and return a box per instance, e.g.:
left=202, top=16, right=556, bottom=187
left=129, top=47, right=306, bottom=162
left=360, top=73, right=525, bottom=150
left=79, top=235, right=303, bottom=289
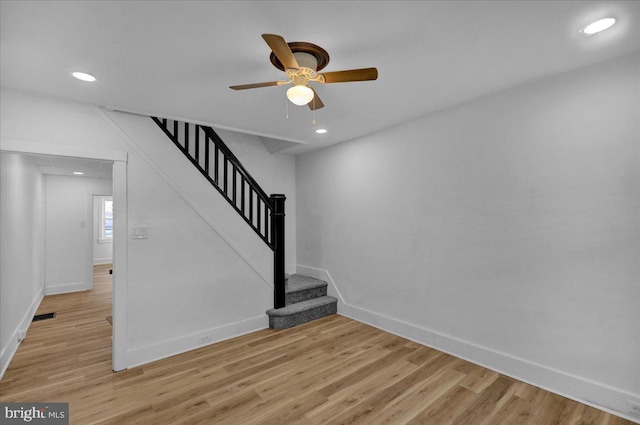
left=285, top=97, right=289, bottom=120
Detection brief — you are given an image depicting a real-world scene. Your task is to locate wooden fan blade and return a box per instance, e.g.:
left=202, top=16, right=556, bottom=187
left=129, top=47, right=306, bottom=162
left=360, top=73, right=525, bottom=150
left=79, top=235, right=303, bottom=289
left=262, top=34, right=299, bottom=70
left=229, top=81, right=280, bottom=90
left=320, top=67, right=378, bottom=83
left=308, top=87, right=324, bottom=110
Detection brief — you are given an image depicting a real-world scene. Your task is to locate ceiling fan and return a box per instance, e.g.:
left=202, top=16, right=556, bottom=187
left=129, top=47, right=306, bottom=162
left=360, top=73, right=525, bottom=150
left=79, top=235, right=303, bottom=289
left=230, top=34, right=378, bottom=110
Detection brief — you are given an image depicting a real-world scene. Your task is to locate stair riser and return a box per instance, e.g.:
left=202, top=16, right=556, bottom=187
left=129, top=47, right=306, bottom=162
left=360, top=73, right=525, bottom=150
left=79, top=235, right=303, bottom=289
left=286, top=287, right=327, bottom=305
left=269, top=302, right=337, bottom=330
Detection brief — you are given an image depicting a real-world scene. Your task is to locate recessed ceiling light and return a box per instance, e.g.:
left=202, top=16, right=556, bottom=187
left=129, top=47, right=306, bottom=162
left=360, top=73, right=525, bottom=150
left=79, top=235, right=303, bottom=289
left=581, top=18, right=616, bottom=35
left=72, top=72, right=97, bottom=82
left=315, top=129, right=327, bottom=134
left=73, top=171, right=84, bottom=175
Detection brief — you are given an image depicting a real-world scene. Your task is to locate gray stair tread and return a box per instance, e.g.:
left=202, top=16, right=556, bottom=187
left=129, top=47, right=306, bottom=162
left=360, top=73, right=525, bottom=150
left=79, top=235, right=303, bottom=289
left=267, top=296, right=337, bottom=316
left=286, top=274, right=328, bottom=294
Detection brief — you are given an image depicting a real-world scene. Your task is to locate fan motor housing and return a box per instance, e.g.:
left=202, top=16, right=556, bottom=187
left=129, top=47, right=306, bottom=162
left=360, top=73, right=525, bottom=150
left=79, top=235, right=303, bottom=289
left=270, top=42, right=330, bottom=71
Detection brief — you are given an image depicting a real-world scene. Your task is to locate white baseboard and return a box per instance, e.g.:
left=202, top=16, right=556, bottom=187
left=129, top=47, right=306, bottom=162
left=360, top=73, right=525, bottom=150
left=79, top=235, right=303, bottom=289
left=296, top=264, right=640, bottom=424
left=126, top=315, right=269, bottom=369
left=295, top=265, right=346, bottom=308
left=93, top=258, right=113, bottom=265
left=45, top=281, right=91, bottom=295
left=0, top=287, right=44, bottom=380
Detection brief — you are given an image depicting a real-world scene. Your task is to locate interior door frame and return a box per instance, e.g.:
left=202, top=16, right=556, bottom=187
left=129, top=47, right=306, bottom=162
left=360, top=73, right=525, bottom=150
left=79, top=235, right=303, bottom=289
left=0, top=140, right=128, bottom=371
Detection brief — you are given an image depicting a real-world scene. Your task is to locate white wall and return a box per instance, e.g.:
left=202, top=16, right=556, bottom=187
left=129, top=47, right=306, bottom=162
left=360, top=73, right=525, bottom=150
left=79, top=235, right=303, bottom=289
left=93, top=195, right=113, bottom=265
left=296, top=52, right=639, bottom=418
left=0, top=88, right=296, bottom=369
left=45, top=175, right=112, bottom=294
left=0, top=153, right=45, bottom=377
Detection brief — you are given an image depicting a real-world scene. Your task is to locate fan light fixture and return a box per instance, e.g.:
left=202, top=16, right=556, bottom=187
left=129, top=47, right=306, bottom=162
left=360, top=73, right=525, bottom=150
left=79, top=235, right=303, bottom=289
left=581, top=18, right=616, bottom=35
left=230, top=34, right=378, bottom=111
left=286, top=84, right=314, bottom=106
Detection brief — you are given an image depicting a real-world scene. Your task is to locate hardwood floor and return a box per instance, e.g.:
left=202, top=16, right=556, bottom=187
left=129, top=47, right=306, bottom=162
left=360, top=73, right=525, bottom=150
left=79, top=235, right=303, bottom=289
left=0, top=264, right=633, bottom=425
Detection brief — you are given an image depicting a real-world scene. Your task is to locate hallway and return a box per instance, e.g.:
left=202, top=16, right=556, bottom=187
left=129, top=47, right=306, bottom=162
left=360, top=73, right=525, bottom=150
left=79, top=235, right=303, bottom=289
left=0, top=264, right=113, bottom=405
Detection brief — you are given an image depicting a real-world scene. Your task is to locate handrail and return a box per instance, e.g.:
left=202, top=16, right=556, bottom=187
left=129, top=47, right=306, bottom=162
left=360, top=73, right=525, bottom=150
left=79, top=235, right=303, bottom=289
left=200, top=127, right=271, bottom=205
left=151, top=116, right=273, bottom=248
left=151, top=117, right=287, bottom=308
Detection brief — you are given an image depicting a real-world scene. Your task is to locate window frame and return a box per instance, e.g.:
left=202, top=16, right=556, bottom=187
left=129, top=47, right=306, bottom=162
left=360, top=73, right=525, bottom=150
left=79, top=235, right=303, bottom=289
left=98, top=196, right=113, bottom=243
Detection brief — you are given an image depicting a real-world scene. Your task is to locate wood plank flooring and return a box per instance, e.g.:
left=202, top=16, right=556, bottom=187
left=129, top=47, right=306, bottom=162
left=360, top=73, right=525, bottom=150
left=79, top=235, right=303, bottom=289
left=0, top=264, right=633, bottom=424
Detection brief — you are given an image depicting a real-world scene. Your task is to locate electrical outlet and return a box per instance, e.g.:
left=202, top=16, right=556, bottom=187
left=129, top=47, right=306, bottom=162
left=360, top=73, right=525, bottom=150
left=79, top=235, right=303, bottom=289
left=199, top=335, right=212, bottom=345
left=629, top=400, right=640, bottom=416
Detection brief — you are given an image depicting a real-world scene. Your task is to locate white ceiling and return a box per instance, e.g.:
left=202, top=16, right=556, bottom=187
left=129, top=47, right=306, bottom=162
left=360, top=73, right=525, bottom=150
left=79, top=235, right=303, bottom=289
left=1, top=1, right=639, bottom=155
left=27, top=154, right=113, bottom=179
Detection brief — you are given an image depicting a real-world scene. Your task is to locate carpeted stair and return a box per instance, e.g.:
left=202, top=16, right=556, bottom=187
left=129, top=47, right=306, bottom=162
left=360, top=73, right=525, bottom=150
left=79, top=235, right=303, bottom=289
left=266, top=273, right=337, bottom=329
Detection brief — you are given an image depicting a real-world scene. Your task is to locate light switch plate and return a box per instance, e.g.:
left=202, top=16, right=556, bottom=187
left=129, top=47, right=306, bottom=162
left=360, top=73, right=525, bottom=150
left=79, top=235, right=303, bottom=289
left=132, top=226, right=147, bottom=239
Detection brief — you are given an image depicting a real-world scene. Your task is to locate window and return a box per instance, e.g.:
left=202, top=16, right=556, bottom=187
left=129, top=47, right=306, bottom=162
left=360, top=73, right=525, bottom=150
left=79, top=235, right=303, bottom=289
left=99, top=196, right=113, bottom=242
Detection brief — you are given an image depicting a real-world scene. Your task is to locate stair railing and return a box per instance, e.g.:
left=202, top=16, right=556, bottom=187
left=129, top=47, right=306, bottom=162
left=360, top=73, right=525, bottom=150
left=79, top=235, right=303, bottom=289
left=151, top=117, right=286, bottom=308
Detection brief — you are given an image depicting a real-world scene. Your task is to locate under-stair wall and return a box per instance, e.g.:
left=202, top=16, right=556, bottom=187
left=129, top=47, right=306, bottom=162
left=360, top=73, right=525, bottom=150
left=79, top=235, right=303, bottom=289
left=0, top=88, right=296, bottom=369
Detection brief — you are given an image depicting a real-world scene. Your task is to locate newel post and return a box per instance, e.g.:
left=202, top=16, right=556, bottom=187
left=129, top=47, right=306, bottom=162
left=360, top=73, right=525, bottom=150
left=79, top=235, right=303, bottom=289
left=271, top=194, right=286, bottom=309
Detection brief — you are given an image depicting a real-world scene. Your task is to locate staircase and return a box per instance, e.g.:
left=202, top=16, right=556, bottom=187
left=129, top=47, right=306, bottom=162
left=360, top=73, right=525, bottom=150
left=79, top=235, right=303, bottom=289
left=267, top=273, right=337, bottom=329
left=151, top=117, right=337, bottom=329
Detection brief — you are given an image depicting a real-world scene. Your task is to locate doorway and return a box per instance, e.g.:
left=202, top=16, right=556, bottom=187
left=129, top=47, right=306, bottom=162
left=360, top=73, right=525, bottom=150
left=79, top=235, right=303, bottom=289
left=43, top=160, right=113, bottom=295
left=92, top=195, right=114, bottom=269
left=0, top=141, right=128, bottom=371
